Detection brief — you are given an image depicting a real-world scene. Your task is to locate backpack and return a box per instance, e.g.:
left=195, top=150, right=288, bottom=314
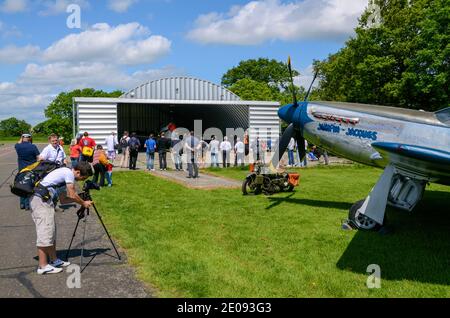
left=10, top=161, right=60, bottom=198
left=129, top=138, right=140, bottom=151
left=120, top=137, right=128, bottom=148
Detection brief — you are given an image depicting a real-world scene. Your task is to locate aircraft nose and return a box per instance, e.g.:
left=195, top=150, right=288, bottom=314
left=278, top=104, right=295, bottom=124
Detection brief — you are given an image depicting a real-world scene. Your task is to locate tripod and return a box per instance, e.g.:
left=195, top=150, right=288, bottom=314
left=65, top=189, right=121, bottom=270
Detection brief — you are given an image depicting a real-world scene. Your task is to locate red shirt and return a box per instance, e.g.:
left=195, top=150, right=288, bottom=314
left=79, top=137, right=96, bottom=149
left=70, top=145, right=82, bottom=158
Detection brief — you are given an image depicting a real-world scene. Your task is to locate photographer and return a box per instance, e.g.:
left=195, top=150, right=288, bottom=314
left=30, top=161, right=94, bottom=275
left=39, top=133, right=68, bottom=166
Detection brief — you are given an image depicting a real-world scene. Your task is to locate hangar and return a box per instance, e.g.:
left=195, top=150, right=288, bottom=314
left=73, top=77, right=281, bottom=145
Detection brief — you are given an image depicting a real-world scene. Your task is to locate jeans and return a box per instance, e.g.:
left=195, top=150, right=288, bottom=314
left=20, top=196, right=30, bottom=209
left=288, top=150, right=295, bottom=166
left=187, top=157, right=198, bottom=178
left=105, top=171, right=112, bottom=186
left=146, top=152, right=155, bottom=170
left=211, top=153, right=219, bottom=167
left=159, top=151, right=167, bottom=170
left=173, top=152, right=182, bottom=170
left=129, top=150, right=138, bottom=170
left=93, top=163, right=106, bottom=186
left=70, top=157, right=79, bottom=168
left=222, top=150, right=230, bottom=168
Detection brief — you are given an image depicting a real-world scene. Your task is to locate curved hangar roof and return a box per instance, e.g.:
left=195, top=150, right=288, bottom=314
left=121, top=77, right=241, bottom=101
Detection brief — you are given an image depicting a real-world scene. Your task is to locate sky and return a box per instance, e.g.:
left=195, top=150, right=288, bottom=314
left=0, top=0, right=369, bottom=125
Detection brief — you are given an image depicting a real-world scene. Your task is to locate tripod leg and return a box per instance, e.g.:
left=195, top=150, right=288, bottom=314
left=65, top=217, right=81, bottom=261
left=80, top=212, right=88, bottom=269
left=92, top=203, right=121, bottom=260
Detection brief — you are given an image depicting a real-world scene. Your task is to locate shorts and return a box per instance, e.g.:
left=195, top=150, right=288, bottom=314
left=30, top=196, right=56, bottom=247
left=107, top=150, right=116, bottom=160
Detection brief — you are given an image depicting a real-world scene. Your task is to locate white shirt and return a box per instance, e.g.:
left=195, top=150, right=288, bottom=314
left=40, top=167, right=74, bottom=200
left=40, top=144, right=66, bottom=164
left=288, top=138, right=296, bottom=151
left=105, top=135, right=118, bottom=151
left=209, top=140, right=220, bottom=153
left=220, top=141, right=232, bottom=152
left=235, top=141, right=245, bottom=153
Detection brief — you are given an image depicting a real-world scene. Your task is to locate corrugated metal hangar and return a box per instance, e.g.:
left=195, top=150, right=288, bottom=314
left=73, top=77, right=280, bottom=145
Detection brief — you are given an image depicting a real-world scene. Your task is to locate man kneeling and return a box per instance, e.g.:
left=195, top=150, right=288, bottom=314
left=31, top=161, right=94, bottom=275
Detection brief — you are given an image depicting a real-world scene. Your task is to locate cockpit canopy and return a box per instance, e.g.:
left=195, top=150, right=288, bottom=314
left=435, top=107, right=450, bottom=126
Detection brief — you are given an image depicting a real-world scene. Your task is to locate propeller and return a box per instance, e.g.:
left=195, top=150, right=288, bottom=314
left=269, top=57, right=311, bottom=170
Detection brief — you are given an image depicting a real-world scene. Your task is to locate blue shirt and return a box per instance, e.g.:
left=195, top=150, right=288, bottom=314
left=15, top=142, right=40, bottom=171
left=145, top=138, right=156, bottom=153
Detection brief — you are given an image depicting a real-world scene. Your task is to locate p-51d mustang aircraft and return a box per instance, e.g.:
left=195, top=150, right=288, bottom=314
left=272, top=59, right=450, bottom=231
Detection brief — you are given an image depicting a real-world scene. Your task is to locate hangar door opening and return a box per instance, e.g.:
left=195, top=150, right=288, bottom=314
left=117, top=103, right=249, bottom=138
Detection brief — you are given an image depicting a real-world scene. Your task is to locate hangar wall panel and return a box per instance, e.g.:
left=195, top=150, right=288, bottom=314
left=122, top=77, right=241, bottom=101
left=248, top=105, right=280, bottom=144
left=77, top=102, right=118, bottom=145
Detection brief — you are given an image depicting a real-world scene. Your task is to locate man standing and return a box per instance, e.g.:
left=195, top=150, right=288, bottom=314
left=15, top=133, right=40, bottom=210
left=209, top=135, right=220, bottom=168
left=220, top=136, right=232, bottom=168
left=78, top=132, right=96, bottom=163
left=171, top=135, right=184, bottom=171
left=185, top=131, right=199, bottom=178
left=157, top=133, right=170, bottom=171
left=118, top=131, right=130, bottom=168
left=234, top=138, right=245, bottom=167
left=105, top=132, right=118, bottom=165
left=287, top=137, right=296, bottom=167
left=30, top=162, right=93, bottom=274
left=128, top=133, right=141, bottom=170
left=39, top=133, right=68, bottom=166
left=144, top=134, right=157, bottom=171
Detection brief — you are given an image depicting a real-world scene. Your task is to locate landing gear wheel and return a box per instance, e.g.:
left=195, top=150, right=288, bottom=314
left=242, top=178, right=261, bottom=195
left=348, top=199, right=383, bottom=231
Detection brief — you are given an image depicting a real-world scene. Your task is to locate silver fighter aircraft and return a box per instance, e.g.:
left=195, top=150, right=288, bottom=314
left=272, top=60, right=450, bottom=231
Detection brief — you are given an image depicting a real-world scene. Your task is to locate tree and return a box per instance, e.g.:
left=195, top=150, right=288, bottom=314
left=0, top=117, right=31, bottom=137
left=43, top=88, right=123, bottom=139
left=222, top=58, right=299, bottom=91
left=314, top=0, right=449, bottom=111
left=228, top=79, right=278, bottom=101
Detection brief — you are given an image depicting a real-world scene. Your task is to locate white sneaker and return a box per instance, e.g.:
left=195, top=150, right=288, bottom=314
left=37, top=264, right=63, bottom=275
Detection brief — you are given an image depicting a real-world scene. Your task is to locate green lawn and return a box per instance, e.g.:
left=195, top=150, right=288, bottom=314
left=92, top=165, right=450, bottom=297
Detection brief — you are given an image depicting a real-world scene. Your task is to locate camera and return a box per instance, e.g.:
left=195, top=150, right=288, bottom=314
left=82, top=180, right=101, bottom=192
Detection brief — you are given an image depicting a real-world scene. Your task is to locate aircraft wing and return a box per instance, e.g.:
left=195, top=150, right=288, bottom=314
left=371, top=142, right=450, bottom=183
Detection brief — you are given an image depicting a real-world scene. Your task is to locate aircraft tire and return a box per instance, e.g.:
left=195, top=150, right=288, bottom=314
left=348, top=199, right=383, bottom=231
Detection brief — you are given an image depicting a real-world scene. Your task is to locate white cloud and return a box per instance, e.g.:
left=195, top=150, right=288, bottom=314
left=187, top=0, right=368, bottom=45
left=0, top=0, right=27, bottom=13
left=0, top=45, right=41, bottom=64
left=38, top=0, right=90, bottom=16
left=294, top=64, right=319, bottom=89
left=108, top=0, right=138, bottom=13
left=0, top=62, right=185, bottom=125
left=43, top=22, right=171, bottom=65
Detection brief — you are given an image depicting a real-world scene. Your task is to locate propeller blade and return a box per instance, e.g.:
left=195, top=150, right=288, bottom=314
left=303, top=69, right=318, bottom=102
left=287, top=56, right=298, bottom=107
left=270, top=123, right=295, bottom=170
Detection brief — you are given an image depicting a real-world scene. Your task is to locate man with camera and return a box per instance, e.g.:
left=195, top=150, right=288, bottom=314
left=30, top=161, right=94, bottom=275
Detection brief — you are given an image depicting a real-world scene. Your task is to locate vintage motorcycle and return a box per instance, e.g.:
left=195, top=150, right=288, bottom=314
left=242, top=162, right=300, bottom=195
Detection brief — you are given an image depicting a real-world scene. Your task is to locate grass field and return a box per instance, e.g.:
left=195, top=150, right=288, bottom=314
left=91, top=165, right=450, bottom=297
